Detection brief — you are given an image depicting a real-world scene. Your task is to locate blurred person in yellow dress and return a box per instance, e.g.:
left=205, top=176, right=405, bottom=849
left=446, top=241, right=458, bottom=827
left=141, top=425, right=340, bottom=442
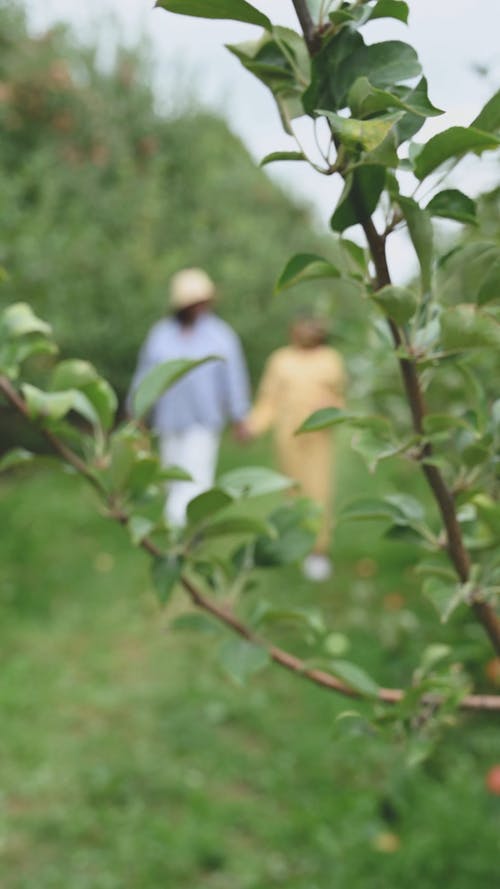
left=246, top=314, right=346, bottom=582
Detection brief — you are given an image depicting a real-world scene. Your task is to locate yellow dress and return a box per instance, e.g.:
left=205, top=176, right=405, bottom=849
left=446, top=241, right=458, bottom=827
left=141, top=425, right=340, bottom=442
left=248, top=345, right=346, bottom=553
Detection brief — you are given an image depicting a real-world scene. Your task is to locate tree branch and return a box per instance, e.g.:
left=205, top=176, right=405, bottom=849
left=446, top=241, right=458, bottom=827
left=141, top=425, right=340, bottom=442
left=289, top=6, right=500, bottom=655
left=179, top=574, right=500, bottom=713
left=0, top=375, right=104, bottom=496
left=291, top=0, right=321, bottom=53
left=2, top=372, right=499, bottom=713
left=357, top=223, right=500, bottom=653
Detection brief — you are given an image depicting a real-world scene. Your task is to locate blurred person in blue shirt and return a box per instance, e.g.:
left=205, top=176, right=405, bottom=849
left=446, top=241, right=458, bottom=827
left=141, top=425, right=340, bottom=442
left=129, top=268, right=250, bottom=526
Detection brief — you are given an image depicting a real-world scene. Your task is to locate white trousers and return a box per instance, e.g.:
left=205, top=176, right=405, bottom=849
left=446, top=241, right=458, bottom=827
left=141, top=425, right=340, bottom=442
left=159, top=425, right=220, bottom=526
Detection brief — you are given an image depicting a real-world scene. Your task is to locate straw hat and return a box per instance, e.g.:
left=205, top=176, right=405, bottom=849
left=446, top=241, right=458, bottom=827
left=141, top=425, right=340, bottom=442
left=169, top=268, right=216, bottom=310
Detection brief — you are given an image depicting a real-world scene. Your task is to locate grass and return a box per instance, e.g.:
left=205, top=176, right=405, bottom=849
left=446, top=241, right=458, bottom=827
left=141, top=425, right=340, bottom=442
left=0, top=434, right=499, bottom=888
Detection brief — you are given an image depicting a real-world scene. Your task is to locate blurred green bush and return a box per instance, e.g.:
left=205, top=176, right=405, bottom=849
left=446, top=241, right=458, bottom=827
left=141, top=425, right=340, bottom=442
left=0, top=1, right=366, bottom=408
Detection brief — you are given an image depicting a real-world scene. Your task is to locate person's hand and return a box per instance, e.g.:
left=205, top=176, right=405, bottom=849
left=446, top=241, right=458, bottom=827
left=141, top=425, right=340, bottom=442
left=232, top=421, right=252, bottom=444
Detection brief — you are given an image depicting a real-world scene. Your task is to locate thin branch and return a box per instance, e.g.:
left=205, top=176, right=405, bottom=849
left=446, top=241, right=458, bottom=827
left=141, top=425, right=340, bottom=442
left=291, top=0, right=321, bottom=53
left=0, top=375, right=104, bottom=496
left=2, top=372, right=499, bottom=713
left=288, top=6, right=500, bottom=656
left=179, top=575, right=500, bottom=713
left=356, top=222, right=500, bottom=653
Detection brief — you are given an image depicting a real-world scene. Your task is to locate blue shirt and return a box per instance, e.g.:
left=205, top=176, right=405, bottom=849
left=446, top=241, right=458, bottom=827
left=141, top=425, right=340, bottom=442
left=129, top=313, right=250, bottom=433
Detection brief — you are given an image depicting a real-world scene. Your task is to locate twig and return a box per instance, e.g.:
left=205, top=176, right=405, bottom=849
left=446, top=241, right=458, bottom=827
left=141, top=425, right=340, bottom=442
left=354, top=216, right=500, bottom=654
left=291, top=0, right=321, bottom=53
left=289, top=4, right=500, bottom=656
left=3, top=373, right=500, bottom=712
left=179, top=575, right=500, bottom=713
left=0, top=375, right=104, bottom=497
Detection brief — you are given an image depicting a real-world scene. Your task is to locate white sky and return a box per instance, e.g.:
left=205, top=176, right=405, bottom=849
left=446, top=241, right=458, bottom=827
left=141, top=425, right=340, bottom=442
left=22, top=0, right=500, bottom=282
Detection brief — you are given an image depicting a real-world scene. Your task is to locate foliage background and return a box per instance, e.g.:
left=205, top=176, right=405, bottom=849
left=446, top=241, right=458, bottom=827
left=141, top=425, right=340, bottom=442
left=0, top=0, right=364, bottom=408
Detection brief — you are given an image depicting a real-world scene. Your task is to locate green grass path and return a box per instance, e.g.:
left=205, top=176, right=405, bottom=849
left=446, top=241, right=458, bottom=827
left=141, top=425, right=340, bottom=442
left=1, top=439, right=499, bottom=887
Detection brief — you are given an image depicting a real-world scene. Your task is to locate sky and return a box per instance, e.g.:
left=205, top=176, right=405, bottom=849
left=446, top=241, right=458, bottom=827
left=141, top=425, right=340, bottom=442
left=22, top=0, right=500, bottom=282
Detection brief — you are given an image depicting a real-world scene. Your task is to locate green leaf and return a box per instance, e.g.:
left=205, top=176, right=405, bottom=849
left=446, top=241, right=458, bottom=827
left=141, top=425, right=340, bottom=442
left=320, top=109, right=401, bottom=152
left=127, top=456, right=162, bottom=497
left=372, top=285, right=418, bottom=325
left=304, top=32, right=420, bottom=116
left=106, top=429, right=140, bottom=490
left=155, top=0, right=271, bottom=30
left=440, top=305, right=500, bottom=350
left=50, top=359, right=98, bottom=391
left=297, top=410, right=390, bottom=436
left=491, top=400, right=500, bottom=432
left=303, top=28, right=363, bottom=115
left=341, top=494, right=423, bottom=525
left=0, top=302, right=52, bottom=339
left=385, top=523, right=424, bottom=545
left=426, top=189, right=477, bottom=225
left=397, top=77, right=443, bottom=118
left=83, top=379, right=117, bottom=431
left=260, top=151, right=306, bottom=166
left=217, top=638, right=270, bottom=686
left=341, top=498, right=405, bottom=524
left=422, top=413, right=470, bottom=436
left=329, top=659, right=380, bottom=698
left=199, top=515, right=271, bottom=540
left=170, top=613, right=219, bottom=634
left=395, top=79, right=444, bottom=144
left=328, top=9, right=356, bottom=26
left=253, top=500, right=319, bottom=567
left=385, top=493, right=425, bottom=523
left=0, top=447, right=33, bottom=473
left=330, top=165, right=385, bottom=232
left=351, top=428, right=412, bottom=473
left=161, top=465, right=192, bottom=481
left=398, top=195, right=433, bottom=293
left=477, top=258, right=500, bottom=305
left=415, top=559, right=457, bottom=583
left=0, top=335, right=57, bottom=379
left=227, top=28, right=308, bottom=135
left=438, top=241, right=500, bottom=305
left=132, top=357, right=218, bottom=419
left=340, top=238, right=367, bottom=269
left=252, top=603, right=326, bottom=635
left=460, top=442, right=491, bottom=470
left=423, top=577, right=466, bottom=623
left=275, top=253, right=341, bottom=293
left=348, top=76, right=442, bottom=121
left=369, top=0, right=409, bottom=24
left=364, top=129, right=399, bottom=168
left=151, top=555, right=182, bottom=605
left=21, top=384, right=98, bottom=426
left=218, top=466, right=294, bottom=498
left=49, top=360, right=118, bottom=430
left=417, top=644, right=452, bottom=677
left=471, top=87, right=500, bottom=135
left=296, top=407, right=351, bottom=434
left=128, top=515, right=156, bottom=545
left=338, top=40, right=421, bottom=97
left=413, top=126, right=500, bottom=179
left=187, top=487, right=233, bottom=525
left=472, top=495, right=500, bottom=537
